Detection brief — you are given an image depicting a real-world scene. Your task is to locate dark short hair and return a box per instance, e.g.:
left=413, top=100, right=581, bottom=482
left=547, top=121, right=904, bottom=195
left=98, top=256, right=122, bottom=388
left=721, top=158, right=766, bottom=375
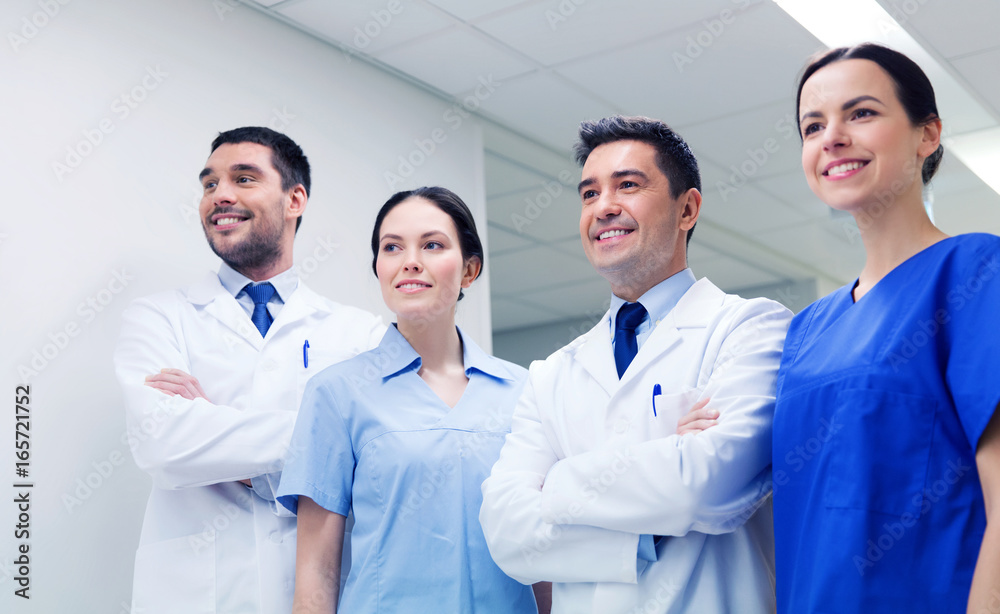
left=370, top=187, right=484, bottom=301
left=574, top=116, right=701, bottom=245
left=211, top=127, right=311, bottom=231
left=796, top=43, right=943, bottom=184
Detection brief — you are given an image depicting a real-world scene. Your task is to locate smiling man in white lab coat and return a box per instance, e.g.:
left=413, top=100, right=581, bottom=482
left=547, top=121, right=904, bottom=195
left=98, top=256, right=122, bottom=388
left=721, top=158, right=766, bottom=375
left=480, top=116, right=792, bottom=613
left=114, top=127, right=383, bottom=614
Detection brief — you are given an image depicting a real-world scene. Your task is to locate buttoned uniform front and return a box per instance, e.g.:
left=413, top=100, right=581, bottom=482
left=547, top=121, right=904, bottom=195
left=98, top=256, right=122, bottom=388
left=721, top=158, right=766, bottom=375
left=275, top=325, right=537, bottom=613
left=480, top=275, right=792, bottom=614
left=114, top=266, right=384, bottom=614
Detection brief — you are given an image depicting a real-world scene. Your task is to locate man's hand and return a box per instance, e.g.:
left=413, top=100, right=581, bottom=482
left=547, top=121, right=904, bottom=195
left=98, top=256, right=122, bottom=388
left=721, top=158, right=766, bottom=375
left=144, top=368, right=253, bottom=486
left=144, top=368, right=211, bottom=402
left=675, top=398, right=718, bottom=436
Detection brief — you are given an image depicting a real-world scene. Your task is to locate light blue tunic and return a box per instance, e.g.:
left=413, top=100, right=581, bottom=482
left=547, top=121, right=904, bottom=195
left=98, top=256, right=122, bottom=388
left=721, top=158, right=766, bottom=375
left=773, top=233, right=1000, bottom=613
left=277, top=325, right=536, bottom=613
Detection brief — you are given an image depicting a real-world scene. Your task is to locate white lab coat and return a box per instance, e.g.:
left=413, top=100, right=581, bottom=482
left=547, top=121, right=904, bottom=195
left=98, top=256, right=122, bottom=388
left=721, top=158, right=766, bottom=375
left=114, top=271, right=384, bottom=614
left=481, top=278, right=791, bottom=614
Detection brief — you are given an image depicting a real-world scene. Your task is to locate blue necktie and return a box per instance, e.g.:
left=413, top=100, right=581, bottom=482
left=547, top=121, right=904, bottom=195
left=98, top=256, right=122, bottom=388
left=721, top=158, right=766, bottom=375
left=614, top=302, right=647, bottom=379
left=244, top=282, right=275, bottom=338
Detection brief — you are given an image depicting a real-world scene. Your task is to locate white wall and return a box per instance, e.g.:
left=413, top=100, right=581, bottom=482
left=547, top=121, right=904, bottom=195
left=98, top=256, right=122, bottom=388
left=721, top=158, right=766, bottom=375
left=0, top=1, right=492, bottom=611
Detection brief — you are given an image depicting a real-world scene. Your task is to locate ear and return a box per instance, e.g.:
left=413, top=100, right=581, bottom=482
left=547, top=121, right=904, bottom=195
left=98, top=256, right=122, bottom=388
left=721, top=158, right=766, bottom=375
left=460, top=256, right=482, bottom=289
left=678, top=188, right=702, bottom=231
left=917, top=117, right=942, bottom=159
left=285, top=184, right=308, bottom=225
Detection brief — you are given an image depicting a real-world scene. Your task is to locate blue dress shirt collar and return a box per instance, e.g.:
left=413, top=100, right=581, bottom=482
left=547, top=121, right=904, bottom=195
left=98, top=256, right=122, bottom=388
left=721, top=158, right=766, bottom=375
left=609, top=268, right=697, bottom=347
left=217, top=262, right=298, bottom=304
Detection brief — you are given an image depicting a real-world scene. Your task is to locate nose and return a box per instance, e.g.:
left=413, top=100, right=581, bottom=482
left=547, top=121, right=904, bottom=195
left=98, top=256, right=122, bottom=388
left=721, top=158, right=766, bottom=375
left=821, top=120, right=850, bottom=151
left=402, top=251, right=422, bottom=272
left=592, top=191, right=623, bottom=220
left=212, top=177, right=237, bottom=206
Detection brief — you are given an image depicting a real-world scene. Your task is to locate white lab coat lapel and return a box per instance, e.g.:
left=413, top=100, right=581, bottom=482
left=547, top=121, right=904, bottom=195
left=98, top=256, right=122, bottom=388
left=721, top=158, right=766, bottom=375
left=618, top=324, right=682, bottom=389
left=267, top=283, right=319, bottom=340
left=185, top=272, right=263, bottom=351
left=617, top=279, right=724, bottom=386
left=574, top=311, right=620, bottom=397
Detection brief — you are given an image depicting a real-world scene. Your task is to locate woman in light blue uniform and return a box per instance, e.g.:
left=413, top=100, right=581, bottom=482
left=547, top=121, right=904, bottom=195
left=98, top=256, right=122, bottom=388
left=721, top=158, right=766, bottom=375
left=277, top=187, right=548, bottom=613
left=771, top=44, right=1000, bottom=612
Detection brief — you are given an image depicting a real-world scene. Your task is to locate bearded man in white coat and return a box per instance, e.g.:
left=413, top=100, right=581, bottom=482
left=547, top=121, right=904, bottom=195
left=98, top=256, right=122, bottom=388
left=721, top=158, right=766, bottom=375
left=480, top=116, right=792, bottom=613
left=114, top=127, right=383, bottom=614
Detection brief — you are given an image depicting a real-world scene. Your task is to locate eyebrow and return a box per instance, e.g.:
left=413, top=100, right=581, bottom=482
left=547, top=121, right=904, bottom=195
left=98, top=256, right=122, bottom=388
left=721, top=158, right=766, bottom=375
left=198, top=163, right=266, bottom=181
left=799, top=95, right=885, bottom=125
left=380, top=230, right=448, bottom=242
left=577, top=169, right=649, bottom=193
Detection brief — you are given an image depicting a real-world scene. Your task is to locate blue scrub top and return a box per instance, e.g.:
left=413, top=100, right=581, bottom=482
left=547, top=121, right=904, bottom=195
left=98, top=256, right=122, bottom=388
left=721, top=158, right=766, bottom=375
left=773, top=234, right=1000, bottom=613
left=276, top=325, right=535, bottom=613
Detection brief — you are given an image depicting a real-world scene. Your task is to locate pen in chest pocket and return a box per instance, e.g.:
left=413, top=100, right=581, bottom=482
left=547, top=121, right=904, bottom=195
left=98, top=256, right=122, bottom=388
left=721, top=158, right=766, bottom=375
left=303, top=339, right=309, bottom=368
left=652, top=383, right=661, bottom=417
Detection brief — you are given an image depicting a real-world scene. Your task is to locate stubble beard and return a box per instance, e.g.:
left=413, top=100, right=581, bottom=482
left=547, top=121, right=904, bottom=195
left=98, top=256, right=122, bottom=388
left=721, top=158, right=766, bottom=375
left=203, top=208, right=285, bottom=273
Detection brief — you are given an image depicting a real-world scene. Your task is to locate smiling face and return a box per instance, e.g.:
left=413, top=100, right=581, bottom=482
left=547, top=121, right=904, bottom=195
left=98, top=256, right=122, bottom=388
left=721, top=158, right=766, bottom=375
left=578, top=139, right=699, bottom=301
left=198, top=142, right=304, bottom=279
left=798, top=59, right=940, bottom=214
left=375, top=197, right=480, bottom=325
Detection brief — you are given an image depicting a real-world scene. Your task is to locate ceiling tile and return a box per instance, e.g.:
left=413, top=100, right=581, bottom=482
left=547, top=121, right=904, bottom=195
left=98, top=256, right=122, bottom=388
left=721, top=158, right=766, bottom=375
left=375, top=26, right=535, bottom=95
left=756, top=219, right=865, bottom=283
left=751, top=170, right=831, bottom=221
left=477, top=0, right=765, bottom=67
left=681, top=99, right=803, bottom=183
left=518, top=277, right=612, bottom=321
left=486, top=186, right=581, bottom=242
left=424, top=0, right=540, bottom=22
left=880, top=0, right=1000, bottom=59
left=933, top=185, right=1000, bottom=236
left=697, top=163, right=809, bottom=234
left=926, top=152, right=994, bottom=199
left=694, top=255, right=783, bottom=292
left=482, top=126, right=581, bottom=180
left=555, top=2, right=823, bottom=127
left=548, top=236, right=585, bottom=259
left=475, top=71, right=621, bottom=151
left=490, top=245, right=596, bottom=295
left=950, top=47, right=1000, bottom=119
left=687, top=238, right=721, bottom=263
left=491, top=296, right=566, bottom=330
left=276, top=0, right=453, bottom=55
left=249, top=0, right=1000, bottom=334
left=486, top=222, right=537, bottom=254
left=484, top=150, right=553, bottom=197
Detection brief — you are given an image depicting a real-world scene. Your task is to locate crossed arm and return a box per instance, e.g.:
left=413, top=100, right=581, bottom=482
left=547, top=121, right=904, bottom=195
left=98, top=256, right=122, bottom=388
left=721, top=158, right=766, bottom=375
left=480, top=303, right=790, bottom=584
left=115, top=298, right=295, bottom=491
left=144, top=367, right=210, bottom=400
left=142, top=367, right=253, bottom=487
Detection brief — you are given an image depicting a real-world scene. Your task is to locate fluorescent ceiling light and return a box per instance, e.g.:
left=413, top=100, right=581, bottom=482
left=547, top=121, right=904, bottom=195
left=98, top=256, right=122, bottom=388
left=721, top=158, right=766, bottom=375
left=773, top=0, right=1000, bottom=198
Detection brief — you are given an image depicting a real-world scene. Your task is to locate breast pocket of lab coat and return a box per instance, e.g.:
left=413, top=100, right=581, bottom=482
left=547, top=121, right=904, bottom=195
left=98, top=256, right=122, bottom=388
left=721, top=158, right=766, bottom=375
left=132, top=535, right=215, bottom=613
left=608, top=386, right=703, bottom=443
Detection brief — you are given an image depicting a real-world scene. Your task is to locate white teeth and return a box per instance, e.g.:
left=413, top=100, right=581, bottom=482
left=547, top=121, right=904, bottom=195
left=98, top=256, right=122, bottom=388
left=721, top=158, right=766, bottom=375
left=398, top=283, right=429, bottom=289
left=826, top=161, right=867, bottom=176
left=216, top=217, right=243, bottom=226
left=599, top=229, right=631, bottom=240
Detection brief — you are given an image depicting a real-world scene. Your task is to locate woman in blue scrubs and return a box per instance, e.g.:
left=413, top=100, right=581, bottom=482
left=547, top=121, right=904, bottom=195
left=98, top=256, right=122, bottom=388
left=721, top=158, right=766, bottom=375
left=771, top=44, right=1000, bottom=612
left=276, top=187, right=549, bottom=613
